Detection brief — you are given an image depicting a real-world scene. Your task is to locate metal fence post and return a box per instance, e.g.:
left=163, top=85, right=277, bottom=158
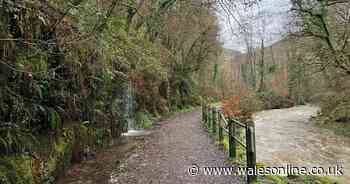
left=246, top=119, right=257, bottom=184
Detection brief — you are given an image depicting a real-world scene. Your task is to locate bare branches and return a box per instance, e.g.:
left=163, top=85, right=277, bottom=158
left=327, top=0, right=349, bottom=6
left=291, top=0, right=350, bottom=75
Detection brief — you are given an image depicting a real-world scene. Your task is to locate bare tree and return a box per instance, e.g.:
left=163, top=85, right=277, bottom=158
left=291, top=0, right=350, bottom=75
left=217, top=0, right=272, bottom=91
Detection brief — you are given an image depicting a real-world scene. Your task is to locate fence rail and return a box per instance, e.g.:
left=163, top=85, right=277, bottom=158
left=202, top=104, right=257, bottom=184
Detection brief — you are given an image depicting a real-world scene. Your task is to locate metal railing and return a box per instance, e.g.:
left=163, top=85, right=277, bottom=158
left=202, top=104, right=257, bottom=184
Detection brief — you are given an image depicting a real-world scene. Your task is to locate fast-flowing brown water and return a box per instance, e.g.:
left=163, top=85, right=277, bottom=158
left=254, top=105, right=350, bottom=182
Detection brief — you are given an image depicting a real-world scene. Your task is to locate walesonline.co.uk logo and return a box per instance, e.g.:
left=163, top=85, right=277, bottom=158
left=189, top=164, right=344, bottom=177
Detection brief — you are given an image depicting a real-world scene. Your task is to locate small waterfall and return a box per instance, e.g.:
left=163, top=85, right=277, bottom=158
left=122, top=80, right=149, bottom=137
left=125, top=80, right=135, bottom=130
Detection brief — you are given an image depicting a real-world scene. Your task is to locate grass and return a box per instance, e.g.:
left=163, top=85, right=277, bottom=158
left=254, top=162, right=340, bottom=184
left=256, top=175, right=340, bottom=184
left=177, top=106, right=194, bottom=113
left=162, top=106, right=195, bottom=120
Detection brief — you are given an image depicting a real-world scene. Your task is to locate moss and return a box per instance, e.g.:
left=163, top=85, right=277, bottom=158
left=221, top=134, right=246, bottom=165
left=0, top=124, right=114, bottom=184
left=256, top=162, right=267, bottom=168
left=294, top=176, right=340, bottom=184
left=222, top=135, right=229, bottom=151
left=255, top=162, right=340, bottom=184
left=0, top=156, right=34, bottom=184
left=265, top=175, right=288, bottom=184
left=313, top=176, right=340, bottom=184
left=0, top=159, right=17, bottom=184
left=47, top=135, right=74, bottom=178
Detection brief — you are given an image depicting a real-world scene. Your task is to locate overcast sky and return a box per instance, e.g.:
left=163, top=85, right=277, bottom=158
left=216, top=0, right=292, bottom=52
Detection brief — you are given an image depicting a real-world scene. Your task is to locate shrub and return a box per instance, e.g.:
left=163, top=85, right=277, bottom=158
left=222, top=93, right=263, bottom=118
left=0, top=124, right=36, bottom=156
left=320, top=91, right=350, bottom=123
left=135, top=112, right=153, bottom=129
left=257, top=90, right=294, bottom=109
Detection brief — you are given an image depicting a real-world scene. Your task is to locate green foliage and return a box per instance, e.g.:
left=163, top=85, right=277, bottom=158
left=0, top=156, right=34, bottom=184
left=267, top=64, right=278, bottom=74
left=0, top=159, right=16, bottom=184
left=0, top=0, right=218, bottom=134
left=176, top=106, right=194, bottom=113
left=0, top=2, right=220, bottom=183
left=95, top=128, right=109, bottom=146
left=0, top=125, right=36, bottom=155
left=135, top=112, right=153, bottom=129
left=48, top=108, right=61, bottom=130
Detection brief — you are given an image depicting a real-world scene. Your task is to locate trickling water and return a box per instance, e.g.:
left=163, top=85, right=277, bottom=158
left=121, top=80, right=148, bottom=137
left=125, top=80, right=135, bottom=130
left=254, top=105, right=350, bottom=182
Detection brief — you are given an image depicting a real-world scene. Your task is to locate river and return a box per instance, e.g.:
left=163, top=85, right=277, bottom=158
left=254, top=105, right=350, bottom=182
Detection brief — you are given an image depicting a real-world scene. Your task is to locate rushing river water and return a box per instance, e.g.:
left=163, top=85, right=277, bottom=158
left=254, top=105, right=350, bottom=182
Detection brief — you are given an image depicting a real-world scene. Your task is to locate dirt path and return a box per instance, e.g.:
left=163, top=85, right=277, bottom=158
left=254, top=105, right=350, bottom=182
left=58, top=110, right=243, bottom=184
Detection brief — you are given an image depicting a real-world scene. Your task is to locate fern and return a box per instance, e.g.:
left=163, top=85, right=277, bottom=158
left=0, top=124, right=36, bottom=155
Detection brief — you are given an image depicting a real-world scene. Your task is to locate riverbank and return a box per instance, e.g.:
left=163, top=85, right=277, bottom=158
left=313, top=115, right=350, bottom=138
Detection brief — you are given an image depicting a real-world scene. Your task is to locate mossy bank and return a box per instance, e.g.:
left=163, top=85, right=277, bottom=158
left=0, top=123, right=113, bottom=184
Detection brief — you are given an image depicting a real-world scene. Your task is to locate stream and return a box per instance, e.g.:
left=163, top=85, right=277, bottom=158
left=254, top=105, right=350, bottom=182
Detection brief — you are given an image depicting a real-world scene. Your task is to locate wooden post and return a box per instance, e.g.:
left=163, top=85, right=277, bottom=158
left=202, top=104, right=205, bottom=123
left=205, top=105, right=208, bottom=127
left=204, top=105, right=207, bottom=124
left=212, top=109, right=217, bottom=134
left=207, top=106, right=211, bottom=129
left=228, top=119, right=236, bottom=158
left=218, top=114, right=223, bottom=143
left=207, top=106, right=209, bottom=124
left=209, top=107, right=213, bottom=131
left=246, top=119, right=257, bottom=184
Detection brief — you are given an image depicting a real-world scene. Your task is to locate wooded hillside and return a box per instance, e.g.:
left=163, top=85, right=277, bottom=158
left=0, top=0, right=221, bottom=183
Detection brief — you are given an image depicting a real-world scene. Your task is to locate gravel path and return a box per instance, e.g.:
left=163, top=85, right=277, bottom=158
left=112, top=110, right=243, bottom=184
